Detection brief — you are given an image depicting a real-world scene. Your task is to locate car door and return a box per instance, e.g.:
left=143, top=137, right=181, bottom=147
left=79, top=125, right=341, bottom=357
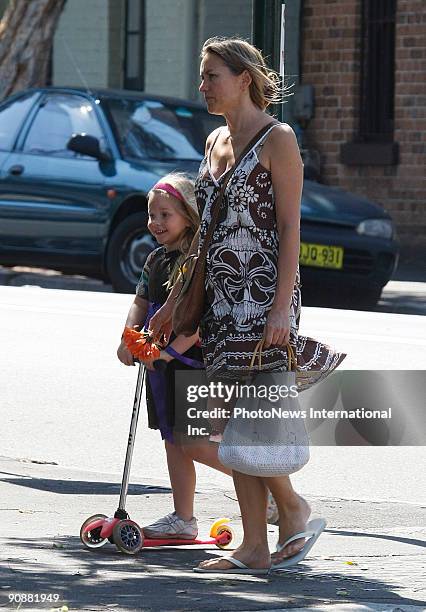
left=0, top=92, right=111, bottom=263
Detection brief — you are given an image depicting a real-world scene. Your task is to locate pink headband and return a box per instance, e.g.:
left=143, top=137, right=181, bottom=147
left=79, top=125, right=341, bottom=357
left=152, top=182, right=185, bottom=204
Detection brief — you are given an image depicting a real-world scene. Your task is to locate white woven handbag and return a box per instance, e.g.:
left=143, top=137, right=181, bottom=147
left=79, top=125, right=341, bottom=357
left=218, top=340, right=310, bottom=477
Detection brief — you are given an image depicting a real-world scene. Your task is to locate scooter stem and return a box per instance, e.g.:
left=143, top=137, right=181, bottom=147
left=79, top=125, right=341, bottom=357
left=117, top=362, right=145, bottom=513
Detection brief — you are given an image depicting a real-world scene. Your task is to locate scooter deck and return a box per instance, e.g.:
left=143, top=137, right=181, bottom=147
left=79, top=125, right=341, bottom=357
left=142, top=536, right=224, bottom=547
left=84, top=516, right=232, bottom=548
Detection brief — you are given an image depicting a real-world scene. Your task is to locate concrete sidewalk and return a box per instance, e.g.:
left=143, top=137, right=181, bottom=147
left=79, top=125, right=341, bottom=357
left=0, top=456, right=424, bottom=611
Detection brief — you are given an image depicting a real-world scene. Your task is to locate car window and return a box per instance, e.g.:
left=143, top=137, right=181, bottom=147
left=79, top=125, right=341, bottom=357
left=102, top=97, right=224, bottom=162
left=22, top=94, right=105, bottom=158
left=0, top=92, right=39, bottom=151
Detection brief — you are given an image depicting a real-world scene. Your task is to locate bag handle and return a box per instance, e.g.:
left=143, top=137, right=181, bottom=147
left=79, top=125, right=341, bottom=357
left=249, top=338, right=297, bottom=372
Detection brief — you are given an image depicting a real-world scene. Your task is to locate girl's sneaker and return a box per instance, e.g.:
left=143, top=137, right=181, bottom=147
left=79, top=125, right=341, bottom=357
left=143, top=512, right=198, bottom=539
left=267, top=492, right=279, bottom=525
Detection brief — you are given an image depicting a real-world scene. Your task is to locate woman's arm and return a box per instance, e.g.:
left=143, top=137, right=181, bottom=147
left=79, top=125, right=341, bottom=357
left=264, top=124, right=303, bottom=348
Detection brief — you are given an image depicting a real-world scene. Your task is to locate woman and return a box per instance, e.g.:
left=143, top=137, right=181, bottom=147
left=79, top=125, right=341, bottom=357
left=150, top=36, right=345, bottom=573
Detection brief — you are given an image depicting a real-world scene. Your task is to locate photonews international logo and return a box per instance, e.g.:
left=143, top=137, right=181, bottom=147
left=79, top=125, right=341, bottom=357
left=175, top=370, right=425, bottom=446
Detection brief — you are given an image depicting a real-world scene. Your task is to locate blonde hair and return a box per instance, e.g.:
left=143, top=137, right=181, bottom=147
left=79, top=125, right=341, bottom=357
left=148, top=172, right=199, bottom=288
left=201, top=36, right=292, bottom=110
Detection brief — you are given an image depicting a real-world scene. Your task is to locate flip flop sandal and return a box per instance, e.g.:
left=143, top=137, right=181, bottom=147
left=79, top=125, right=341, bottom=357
left=271, top=518, right=327, bottom=571
left=194, top=557, right=270, bottom=575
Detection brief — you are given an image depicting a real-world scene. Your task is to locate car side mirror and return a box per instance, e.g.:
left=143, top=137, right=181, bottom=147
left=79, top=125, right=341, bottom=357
left=67, top=134, right=111, bottom=161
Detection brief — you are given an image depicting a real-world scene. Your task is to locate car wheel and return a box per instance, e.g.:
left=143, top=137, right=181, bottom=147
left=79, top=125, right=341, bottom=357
left=106, top=212, right=156, bottom=293
left=353, top=286, right=383, bottom=311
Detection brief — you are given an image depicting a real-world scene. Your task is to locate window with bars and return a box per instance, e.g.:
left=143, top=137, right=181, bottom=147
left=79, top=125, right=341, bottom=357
left=124, top=0, right=145, bottom=90
left=359, top=0, right=396, bottom=142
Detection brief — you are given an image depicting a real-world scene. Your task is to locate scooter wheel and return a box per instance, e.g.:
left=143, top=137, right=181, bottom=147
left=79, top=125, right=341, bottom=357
left=113, top=519, right=144, bottom=554
left=215, top=525, right=234, bottom=550
left=80, top=514, right=109, bottom=549
left=209, top=517, right=231, bottom=538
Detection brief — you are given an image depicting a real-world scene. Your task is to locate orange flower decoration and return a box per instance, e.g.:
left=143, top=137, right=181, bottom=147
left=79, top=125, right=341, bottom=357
left=123, top=327, right=161, bottom=361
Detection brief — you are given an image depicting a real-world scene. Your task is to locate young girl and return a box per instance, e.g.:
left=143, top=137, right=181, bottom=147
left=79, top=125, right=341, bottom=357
left=117, top=173, right=230, bottom=539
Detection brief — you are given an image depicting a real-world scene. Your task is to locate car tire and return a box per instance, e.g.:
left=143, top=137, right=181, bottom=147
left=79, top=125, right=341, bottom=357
left=353, top=286, right=383, bottom=311
left=106, top=212, right=156, bottom=293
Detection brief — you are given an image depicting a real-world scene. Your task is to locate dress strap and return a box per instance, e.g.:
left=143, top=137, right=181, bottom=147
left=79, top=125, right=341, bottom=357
left=207, top=127, right=224, bottom=168
left=252, top=122, right=281, bottom=152
left=235, top=121, right=280, bottom=170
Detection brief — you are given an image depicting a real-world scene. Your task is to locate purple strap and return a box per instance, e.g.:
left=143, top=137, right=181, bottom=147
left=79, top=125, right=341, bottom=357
left=164, top=345, right=204, bottom=369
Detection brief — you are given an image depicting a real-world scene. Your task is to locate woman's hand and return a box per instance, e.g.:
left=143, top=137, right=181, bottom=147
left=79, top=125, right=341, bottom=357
left=263, top=308, right=291, bottom=348
left=117, top=340, right=135, bottom=366
left=148, top=302, right=174, bottom=345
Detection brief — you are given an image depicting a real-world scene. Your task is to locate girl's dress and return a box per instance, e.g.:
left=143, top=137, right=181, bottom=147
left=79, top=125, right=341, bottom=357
left=136, top=246, right=204, bottom=440
left=194, top=124, right=346, bottom=386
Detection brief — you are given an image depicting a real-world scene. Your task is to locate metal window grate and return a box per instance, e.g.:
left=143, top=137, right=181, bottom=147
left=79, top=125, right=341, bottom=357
left=359, top=0, right=396, bottom=142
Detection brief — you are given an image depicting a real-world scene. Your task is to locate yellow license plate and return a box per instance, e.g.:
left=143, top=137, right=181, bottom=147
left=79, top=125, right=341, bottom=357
left=299, top=242, right=344, bottom=269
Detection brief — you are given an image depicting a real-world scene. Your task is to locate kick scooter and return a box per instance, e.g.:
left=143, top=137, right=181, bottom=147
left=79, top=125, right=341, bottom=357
left=80, top=362, right=234, bottom=555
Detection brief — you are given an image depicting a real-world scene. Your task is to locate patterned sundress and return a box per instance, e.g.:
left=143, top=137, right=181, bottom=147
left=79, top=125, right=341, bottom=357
left=194, top=124, right=346, bottom=386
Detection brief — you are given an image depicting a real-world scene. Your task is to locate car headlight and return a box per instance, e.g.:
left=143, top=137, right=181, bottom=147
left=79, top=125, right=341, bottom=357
left=356, top=219, right=394, bottom=239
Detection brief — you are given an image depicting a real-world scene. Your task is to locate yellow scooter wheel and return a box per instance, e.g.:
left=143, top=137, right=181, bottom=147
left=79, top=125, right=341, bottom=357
left=209, top=517, right=231, bottom=538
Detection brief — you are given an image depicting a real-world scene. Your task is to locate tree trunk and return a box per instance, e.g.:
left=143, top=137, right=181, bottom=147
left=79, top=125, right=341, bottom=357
left=0, top=0, right=66, bottom=101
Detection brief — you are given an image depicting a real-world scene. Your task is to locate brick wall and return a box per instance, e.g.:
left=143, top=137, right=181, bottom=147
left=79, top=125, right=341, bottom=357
left=301, top=0, right=426, bottom=257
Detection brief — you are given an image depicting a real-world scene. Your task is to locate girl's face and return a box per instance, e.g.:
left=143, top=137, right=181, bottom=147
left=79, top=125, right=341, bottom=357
left=147, top=192, right=189, bottom=250
left=199, top=52, right=248, bottom=115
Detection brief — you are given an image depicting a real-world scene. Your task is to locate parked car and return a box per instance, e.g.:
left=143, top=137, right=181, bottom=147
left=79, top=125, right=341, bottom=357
left=0, top=87, right=398, bottom=306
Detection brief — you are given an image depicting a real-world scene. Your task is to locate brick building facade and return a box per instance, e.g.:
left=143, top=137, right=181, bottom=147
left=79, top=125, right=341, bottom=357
left=300, top=0, right=426, bottom=257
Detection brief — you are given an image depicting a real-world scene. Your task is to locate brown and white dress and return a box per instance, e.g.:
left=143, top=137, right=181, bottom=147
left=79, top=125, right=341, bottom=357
left=195, top=124, right=345, bottom=386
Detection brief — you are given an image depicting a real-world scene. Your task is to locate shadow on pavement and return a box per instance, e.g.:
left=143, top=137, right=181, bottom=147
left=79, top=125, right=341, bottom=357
left=1, top=534, right=424, bottom=611
left=326, top=528, right=426, bottom=549
left=0, top=471, right=170, bottom=496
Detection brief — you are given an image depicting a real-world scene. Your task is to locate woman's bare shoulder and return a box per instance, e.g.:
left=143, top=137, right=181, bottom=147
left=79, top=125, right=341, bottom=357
left=269, top=122, right=298, bottom=146
left=267, top=123, right=302, bottom=161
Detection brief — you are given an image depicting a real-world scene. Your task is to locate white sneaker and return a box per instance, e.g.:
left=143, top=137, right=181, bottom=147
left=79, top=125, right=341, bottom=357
left=143, top=512, right=198, bottom=539
left=267, top=492, right=279, bottom=525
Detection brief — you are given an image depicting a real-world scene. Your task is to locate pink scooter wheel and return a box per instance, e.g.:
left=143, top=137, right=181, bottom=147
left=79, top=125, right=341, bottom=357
left=80, top=514, right=109, bottom=550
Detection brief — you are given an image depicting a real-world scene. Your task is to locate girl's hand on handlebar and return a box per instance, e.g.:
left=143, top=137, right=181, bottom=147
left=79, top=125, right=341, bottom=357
left=117, top=340, right=135, bottom=366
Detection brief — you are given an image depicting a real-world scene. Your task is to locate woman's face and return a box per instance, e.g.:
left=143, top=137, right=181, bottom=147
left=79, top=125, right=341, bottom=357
left=199, top=52, right=248, bottom=115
